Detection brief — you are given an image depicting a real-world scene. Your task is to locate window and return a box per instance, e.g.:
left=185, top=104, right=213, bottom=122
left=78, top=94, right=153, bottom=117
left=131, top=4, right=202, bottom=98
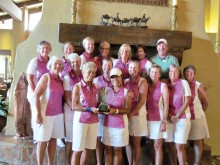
left=0, top=19, right=13, bottom=30
left=28, top=12, right=42, bottom=31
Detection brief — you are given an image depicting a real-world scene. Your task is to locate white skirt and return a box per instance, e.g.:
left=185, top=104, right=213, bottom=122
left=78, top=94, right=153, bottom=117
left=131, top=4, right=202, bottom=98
left=97, top=114, right=104, bottom=137
left=188, top=117, right=210, bottom=140
left=148, top=121, right=168, bottom=139
left=129, top=115, right=148, bottom=136
left=102, top=115, right=128, bottom=147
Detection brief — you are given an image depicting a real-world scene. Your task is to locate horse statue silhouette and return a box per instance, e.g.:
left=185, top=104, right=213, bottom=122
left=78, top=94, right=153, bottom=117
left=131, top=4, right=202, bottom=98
left=139, top=14, right=150, bottom=27
left=111, top=13, right=122, bottom=26
left=100, top=14, right=111, bottom=25
left=130, top=17, right=141, bottom=27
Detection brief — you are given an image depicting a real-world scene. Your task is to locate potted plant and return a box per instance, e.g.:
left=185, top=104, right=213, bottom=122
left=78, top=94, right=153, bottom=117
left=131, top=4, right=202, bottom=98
left=0, top=96, right=8, bottom=131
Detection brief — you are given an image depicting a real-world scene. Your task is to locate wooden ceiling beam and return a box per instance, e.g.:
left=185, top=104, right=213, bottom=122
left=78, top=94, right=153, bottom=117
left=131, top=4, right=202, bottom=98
left=0, top=0, right=22, bottom=21
left=0, top=6, right=42, bottom=20
left=16, top=0, right=42, bottom=8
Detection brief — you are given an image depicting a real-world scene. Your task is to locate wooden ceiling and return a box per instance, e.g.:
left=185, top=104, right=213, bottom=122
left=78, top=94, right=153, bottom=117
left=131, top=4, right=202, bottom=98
left=0, top=0, right=42, bottom=21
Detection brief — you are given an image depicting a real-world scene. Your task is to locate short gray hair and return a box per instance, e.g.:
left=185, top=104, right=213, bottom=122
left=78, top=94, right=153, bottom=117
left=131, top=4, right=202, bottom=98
left=168, top=63, right=182, bottom=78
left=46, top=56, right=63, bottom=70
left=67, top=53, right=81, bottom=62
left=82, top=62, right=97, bottom=73
left=37, top=40, right=52, bottom=53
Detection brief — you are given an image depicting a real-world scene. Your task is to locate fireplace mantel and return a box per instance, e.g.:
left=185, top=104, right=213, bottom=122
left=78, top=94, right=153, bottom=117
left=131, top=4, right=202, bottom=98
left=59, top=23, right=192, bottom=64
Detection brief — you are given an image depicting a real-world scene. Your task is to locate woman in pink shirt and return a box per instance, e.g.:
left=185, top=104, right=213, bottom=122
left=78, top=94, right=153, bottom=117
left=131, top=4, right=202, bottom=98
left=26, top=41, right=51, bottom=125
left=113, top=44, right=132, bottom=79
left=80, top=37, right=95, bottom=69
left=63, top=53, right=82, bottom=165
left=124, top=61, right=148, bottom=165
left=60, top=42, right=75, bottom=78
left=135, top=44, right=152, bottom=78
left=93, top=57, right=113, bottom=165
left=34, top=56, right=64, bottom=165
left=146, top=64, right=169, bottom=165
left=166, top=64, right=191, bottom=165
left=94, top=41, right=113, bottom=77
left=183, top=65, right=209, bottom=165
left=71, top=62, right=99, bottom=165
left=102, top=68, right=131, bottom=165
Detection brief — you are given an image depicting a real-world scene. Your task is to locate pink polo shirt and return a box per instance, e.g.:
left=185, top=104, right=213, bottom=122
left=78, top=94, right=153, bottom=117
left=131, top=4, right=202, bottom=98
left=78, top=80, right=98, bottom=124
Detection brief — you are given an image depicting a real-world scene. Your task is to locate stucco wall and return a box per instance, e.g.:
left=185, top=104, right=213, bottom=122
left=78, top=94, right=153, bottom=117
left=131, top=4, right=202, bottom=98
left=8, top=0, right=220, bottom=155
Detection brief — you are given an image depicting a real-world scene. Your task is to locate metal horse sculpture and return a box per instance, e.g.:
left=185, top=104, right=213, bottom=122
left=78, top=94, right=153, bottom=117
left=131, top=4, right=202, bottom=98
left=130, top=17, right=141, bottom=27
left=100, top=14, right=111, bottom=25
left=111, top=13, right=122, bottom=26
left=139, top=14, right=150, bottom=27
left=121, top=18, right=130, bottom=26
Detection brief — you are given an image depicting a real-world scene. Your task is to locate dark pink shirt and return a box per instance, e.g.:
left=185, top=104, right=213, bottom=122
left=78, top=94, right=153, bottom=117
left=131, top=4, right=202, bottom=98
left=36, top=55, right=49, bottom=81
left=146, top=81, right=162, bottom=121
left=45, top=72, right=64, bottom=116
left=79, top=80, right=98, bottom=124
left=104, top=86, right=126, bottom=128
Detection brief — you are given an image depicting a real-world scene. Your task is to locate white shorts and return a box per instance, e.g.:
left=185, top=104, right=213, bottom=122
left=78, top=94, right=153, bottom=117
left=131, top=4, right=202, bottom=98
left=102, top=115, right=129, bottom=147
left=64, top=103, right=74, bottom=142
left=129, top=115, right=148, bottom=136
left=188, top=117, right=209, bottom=140
left=72, top=120, right=98, bottom=151
left=33, top=113, right=65, bottom=142
left=166, top=118, right=191, bottom=144
left=148, top=121, right=168, bottom=140
left=97, top=114, right=104, bottom=137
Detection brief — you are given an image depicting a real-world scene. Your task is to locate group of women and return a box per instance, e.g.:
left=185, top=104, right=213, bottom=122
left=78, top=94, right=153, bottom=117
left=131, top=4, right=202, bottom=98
left=26, top=37, right=209, bottom=165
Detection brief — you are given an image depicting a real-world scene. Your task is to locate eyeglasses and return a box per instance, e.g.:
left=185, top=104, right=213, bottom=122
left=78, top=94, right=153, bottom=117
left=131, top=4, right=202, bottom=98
left=100, top=48, right=109, bottom=50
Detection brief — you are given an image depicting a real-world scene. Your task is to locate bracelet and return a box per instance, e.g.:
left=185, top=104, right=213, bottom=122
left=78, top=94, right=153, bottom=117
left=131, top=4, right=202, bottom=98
left=175, top=113, right=180, bottom=118
left=115, top=108, right=119, bottom=114
left=86, top=107, right=92, bottom=112
left=162, top=120, right=167, bottom=123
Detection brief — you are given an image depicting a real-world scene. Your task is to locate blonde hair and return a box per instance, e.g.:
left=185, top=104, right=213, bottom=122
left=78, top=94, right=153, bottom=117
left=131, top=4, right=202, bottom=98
left=82, top=37, right=94, bottom=48
left=118, top=44, right=132, bottom=60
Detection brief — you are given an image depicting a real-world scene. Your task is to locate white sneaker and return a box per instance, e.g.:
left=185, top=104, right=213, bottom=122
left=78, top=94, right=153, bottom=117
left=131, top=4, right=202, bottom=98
left=57, top=138, right=65, bottom=147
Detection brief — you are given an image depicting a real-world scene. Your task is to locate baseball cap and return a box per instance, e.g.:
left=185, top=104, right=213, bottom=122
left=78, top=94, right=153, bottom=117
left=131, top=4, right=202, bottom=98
left=110, top=68, right=122, bottom=78
left=156, top=38, right=168, bottom=45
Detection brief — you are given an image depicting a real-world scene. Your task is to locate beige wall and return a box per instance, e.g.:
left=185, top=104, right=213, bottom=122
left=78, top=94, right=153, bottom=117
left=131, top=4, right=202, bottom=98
left=7, top=0, right=220, bottom=155
left=0, top=30, right=13, bottom=50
